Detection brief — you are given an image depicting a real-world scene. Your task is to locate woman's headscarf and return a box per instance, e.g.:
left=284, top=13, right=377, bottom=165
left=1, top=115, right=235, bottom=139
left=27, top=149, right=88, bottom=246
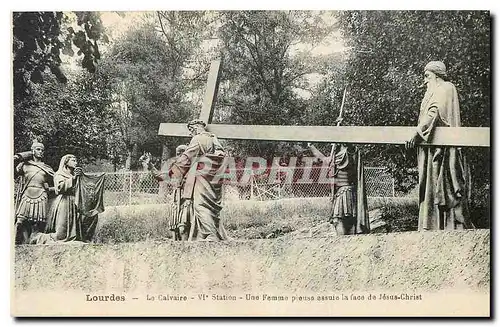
left=57, top=154, right=76, bottom=176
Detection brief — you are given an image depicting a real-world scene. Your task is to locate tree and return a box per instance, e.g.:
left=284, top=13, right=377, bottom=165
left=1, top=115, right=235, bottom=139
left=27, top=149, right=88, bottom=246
left=14, top=70, right=115, bottom=169
left=334, top=10, right=490, bottom=196
left=13, top=11, right=108, bottom=155
left=217, top=10, right=337, bottom=160
left=101, top=13, right=213, bottom=170
left=13, top=11, right=106, bottom=101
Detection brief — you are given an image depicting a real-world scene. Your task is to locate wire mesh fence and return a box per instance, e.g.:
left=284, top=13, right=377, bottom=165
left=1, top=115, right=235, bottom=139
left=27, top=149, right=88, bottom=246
left=13, top=167, right=397, bottom=207
left=364, top=167, right=395, bottom=197
left=97, top=166, right=397, bottom=206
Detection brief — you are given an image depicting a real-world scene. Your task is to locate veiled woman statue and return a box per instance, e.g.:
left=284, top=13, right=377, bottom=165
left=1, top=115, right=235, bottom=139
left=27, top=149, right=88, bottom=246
left=32, top=154, right=85, bottom=243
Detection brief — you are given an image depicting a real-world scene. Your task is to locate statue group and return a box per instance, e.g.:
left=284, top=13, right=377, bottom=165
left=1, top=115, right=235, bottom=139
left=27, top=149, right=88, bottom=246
left=140, top=62, right=472, bottom=241
left=14, top=61, right=473, bottom=245
left=13, top=142, right=105, bottom=245
left=141, top=119, right=229, bottom=241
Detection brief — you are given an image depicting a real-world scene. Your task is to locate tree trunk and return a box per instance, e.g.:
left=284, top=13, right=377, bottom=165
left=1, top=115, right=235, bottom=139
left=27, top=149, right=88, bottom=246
left=130, top=143, right=139, bottom=171
left=125, top=151, right=131, bottom=171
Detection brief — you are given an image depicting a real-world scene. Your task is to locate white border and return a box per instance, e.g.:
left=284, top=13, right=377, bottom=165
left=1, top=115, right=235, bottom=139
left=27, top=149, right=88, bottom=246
left=1, top=1, right=497, bottom=326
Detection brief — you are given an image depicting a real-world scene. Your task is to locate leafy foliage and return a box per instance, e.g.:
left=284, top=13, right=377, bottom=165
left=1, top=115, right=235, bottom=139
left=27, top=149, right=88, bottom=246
left=14, top=71, right=115, bottom=168
left=100, top=13, right=214, bottom=169
left=335, top=10, right=490, bottom=193
left=217, top=11, right=337, bottom=159
left=13, top=12, right=106, bottom=101
left=13, top=11, right=109, bottom=164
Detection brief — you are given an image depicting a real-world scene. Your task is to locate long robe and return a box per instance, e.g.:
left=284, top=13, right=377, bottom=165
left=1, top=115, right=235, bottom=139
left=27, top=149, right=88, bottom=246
left=416, top=80, right=471, bottom=230
left=148, top=156, right=190, bottom=240
left=43, top=171, right=84, bottom=242
left=169, top=131, right=228, bottom=241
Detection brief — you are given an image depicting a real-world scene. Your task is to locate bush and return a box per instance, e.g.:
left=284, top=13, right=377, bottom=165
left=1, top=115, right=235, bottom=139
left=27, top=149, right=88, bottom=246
left=469, top=183, right=491, bottom=229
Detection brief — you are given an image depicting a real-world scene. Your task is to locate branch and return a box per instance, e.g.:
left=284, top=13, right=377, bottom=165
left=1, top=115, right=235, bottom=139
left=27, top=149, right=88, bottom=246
left=292, top=85, right=314, bottom=93
left=157, top=12, right=168, bottom=38
left=181, top=62, right=211, bottom=81
left=283, top=71, right=313, bottom=87
left=239, top=39, right=273, bottom=94
left=156, top=11, right=181, bottom=58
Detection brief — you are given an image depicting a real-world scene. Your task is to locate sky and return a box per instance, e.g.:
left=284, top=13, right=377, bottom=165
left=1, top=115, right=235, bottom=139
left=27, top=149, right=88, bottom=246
left=99, top=10, right=346, bottom=53
left=100, top=11, right=147, bottom=39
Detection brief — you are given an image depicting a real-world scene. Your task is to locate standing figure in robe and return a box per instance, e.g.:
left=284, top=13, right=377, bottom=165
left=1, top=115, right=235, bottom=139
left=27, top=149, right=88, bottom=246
left=168, top=119, right=229, bottom=241
left=140, top=145, right=190, bottom=240
left=406, top=61, right=471, bottom=230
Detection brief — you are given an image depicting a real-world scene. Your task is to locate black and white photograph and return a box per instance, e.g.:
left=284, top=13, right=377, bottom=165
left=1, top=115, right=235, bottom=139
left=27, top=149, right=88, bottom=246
left=9, top=9, right=491, bottom=317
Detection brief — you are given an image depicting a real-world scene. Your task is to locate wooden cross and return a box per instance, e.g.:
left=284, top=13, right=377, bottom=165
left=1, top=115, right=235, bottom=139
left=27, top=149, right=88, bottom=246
left=158, top=60, right=490, bottom=148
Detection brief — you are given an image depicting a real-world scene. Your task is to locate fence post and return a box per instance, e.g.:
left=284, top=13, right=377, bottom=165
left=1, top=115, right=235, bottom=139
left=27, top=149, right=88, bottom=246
left=128, top=171, right=132, bottom=205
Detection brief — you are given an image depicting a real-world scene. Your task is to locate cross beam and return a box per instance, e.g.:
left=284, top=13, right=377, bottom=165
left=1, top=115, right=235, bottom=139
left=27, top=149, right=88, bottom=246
left=159, top=60, right=490, bottom=148
left=158, top=123, right=489, bottom=147
left=199, top=59, right=222, bottom=125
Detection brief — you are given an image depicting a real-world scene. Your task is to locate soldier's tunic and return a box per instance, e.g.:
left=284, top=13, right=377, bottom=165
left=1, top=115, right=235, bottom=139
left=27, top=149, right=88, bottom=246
left=14, top=160, right=54, bottom=244
left=329, top=145, right=370, bottom=234
left=15, top=161, right=54, bottom=224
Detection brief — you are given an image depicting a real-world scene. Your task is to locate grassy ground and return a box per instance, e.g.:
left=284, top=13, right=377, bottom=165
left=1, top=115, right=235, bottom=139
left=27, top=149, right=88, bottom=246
left=93, top=197, right=421, bottom=243
left=14, top=196, right=490, bottom=305
left=14, top=230, right=490, bottom=293
left=93, top=198, right=329, bottom=243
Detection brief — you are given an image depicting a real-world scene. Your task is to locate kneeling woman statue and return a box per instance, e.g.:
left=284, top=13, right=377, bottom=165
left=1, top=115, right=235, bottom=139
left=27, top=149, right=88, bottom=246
left=32, top=154, right=85, bottom=243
